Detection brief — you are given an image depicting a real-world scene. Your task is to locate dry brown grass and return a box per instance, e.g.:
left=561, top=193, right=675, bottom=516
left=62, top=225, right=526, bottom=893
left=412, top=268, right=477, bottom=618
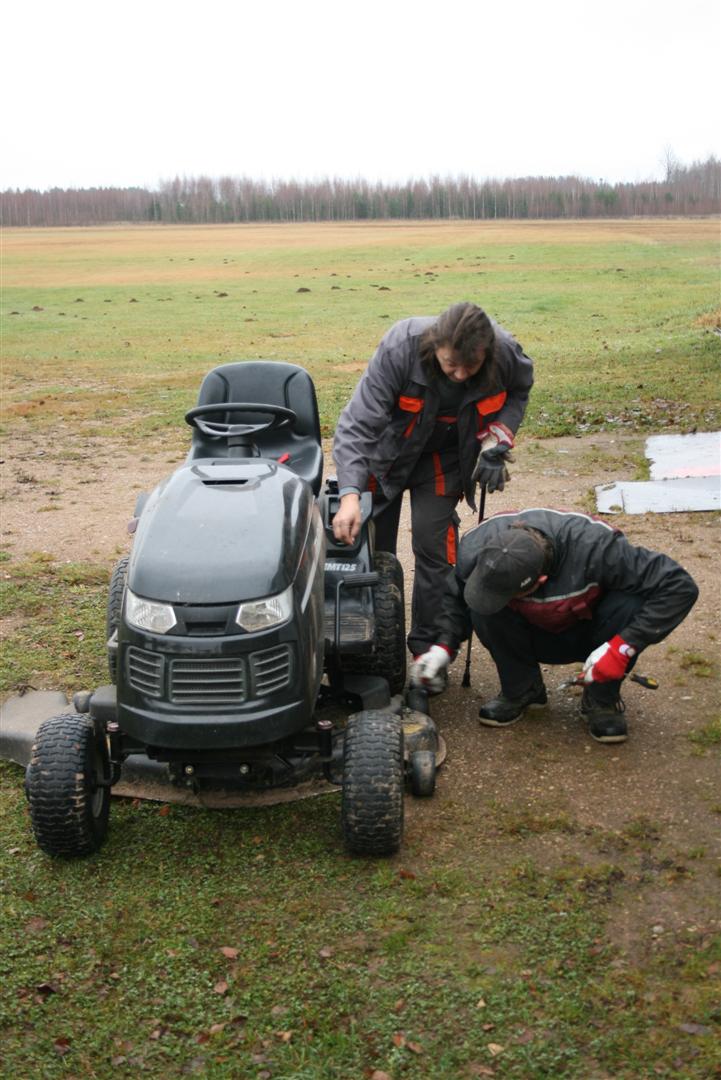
left=3, top=218, right=718, bottom=287
left=695, top=306, right=721, bottom=329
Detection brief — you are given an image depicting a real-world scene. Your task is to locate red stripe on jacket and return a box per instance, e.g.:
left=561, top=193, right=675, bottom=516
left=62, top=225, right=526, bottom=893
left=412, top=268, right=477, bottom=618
left=508, top=584, right=602, bottom=632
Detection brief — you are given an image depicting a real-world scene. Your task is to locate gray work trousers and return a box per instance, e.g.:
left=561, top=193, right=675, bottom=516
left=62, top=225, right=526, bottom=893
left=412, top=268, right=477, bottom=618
left=371, top=450, right=462, bottom=656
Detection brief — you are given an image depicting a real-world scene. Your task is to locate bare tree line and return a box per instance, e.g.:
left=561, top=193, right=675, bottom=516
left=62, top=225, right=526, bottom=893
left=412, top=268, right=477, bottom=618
left=2, top=158, right=719, bottom=227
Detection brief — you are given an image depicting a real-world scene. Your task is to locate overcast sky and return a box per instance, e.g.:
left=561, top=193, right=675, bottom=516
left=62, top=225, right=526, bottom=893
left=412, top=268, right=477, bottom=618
left=3, top=0, right=719, bottom=192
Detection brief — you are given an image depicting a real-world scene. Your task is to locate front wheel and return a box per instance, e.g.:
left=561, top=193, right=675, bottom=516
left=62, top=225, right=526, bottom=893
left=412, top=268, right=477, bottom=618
left=409, top=750, right=436, bottom=797
left=341, top=710, right=403, bottom=855
left=26, top=714, right=110, bottom=858
left=106, top=556, right=129, bottom=682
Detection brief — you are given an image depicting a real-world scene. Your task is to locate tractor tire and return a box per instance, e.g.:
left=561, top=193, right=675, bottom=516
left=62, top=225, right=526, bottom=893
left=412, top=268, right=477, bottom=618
left=26, top=713, right=111, bottom=858
left=106, top=555, right=129, bottom=683
left=341, top=710, right=403, bottom=856
left=341, top=550, right=407, bottom=695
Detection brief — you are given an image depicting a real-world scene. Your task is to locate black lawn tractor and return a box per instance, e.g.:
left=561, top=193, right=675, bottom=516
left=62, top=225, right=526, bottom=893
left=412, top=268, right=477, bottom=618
left=25, top=362, right=441, bottom=859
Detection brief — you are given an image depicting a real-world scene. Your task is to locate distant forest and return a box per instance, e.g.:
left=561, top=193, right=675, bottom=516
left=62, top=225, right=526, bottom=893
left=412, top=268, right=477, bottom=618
left=2, top=157, right=719, bottom=226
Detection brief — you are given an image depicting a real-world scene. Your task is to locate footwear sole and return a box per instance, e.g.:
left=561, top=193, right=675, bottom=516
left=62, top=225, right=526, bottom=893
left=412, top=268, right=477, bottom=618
left=590, top=731, right=628, bottom=744
left=478, top=701, right=547, bottom=728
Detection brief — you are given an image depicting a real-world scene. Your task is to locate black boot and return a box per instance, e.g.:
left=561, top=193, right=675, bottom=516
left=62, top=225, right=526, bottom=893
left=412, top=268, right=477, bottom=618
left=478, top=681, right=547, bottom=727
left=581, top=685, right=627, bottom=743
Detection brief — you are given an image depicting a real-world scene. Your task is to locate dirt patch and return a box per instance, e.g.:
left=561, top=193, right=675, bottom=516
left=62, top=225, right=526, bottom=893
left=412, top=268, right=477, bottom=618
left=1, top=426, right=719, bottom=955
left=0, top=426, right=186, bottom=564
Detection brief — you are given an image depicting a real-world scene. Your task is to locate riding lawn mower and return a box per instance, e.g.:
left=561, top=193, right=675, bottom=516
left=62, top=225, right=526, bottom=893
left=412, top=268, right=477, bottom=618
left=25, top=362, right=441, bottom=858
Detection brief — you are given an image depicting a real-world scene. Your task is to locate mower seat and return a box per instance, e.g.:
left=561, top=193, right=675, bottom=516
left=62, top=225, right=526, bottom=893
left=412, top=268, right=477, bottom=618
left=187, top=361, right=324, bottom=495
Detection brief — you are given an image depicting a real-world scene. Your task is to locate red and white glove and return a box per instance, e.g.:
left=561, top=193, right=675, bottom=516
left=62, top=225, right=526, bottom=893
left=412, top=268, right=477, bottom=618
left=479, top=422, right=515, bottom=457
left=409, top=645, right=452, bottom=693
left=583, top=635, right=636, bottom=683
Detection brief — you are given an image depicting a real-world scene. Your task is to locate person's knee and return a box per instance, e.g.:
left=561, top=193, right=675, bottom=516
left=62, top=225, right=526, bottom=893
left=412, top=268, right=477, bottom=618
left=592, top=591, right=645, bottom=641
left=411, top=532, right=451, bottom=566
left=471, top=611, right=502, bottom=648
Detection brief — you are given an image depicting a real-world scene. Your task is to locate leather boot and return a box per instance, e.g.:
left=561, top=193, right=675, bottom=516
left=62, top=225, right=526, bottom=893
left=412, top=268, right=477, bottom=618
left=478, top=682, right=547, bottom=727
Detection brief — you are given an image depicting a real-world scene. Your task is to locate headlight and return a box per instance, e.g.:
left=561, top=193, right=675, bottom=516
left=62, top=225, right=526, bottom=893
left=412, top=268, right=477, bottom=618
left=125, top=589, right=177, bottom=634
left=236, top=585, right=293, bottom=632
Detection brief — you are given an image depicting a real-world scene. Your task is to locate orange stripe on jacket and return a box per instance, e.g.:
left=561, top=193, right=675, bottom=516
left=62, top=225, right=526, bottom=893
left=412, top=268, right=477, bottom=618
left=475, top=391, right=508, bottom=419
left=399, top=395, right=424, bottom=438
left=432, top=452, right=445, bottom=496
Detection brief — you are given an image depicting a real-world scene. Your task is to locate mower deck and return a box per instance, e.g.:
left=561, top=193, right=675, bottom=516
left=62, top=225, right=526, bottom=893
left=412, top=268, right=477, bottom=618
left=1, top=689, right=445, bottom=808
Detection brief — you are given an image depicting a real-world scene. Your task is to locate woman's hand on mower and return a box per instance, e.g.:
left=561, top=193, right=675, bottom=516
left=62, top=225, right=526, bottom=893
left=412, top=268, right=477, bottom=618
left=332, top=493, right=362, bottom=545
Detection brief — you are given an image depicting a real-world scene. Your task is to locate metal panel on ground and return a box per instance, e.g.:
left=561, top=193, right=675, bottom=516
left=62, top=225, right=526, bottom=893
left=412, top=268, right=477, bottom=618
left=596, top=431, right=720, bottom=514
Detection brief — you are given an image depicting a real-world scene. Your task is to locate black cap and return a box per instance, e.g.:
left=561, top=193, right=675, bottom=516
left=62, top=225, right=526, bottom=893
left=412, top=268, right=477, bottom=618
left=463, top=528, right=546, bottom=614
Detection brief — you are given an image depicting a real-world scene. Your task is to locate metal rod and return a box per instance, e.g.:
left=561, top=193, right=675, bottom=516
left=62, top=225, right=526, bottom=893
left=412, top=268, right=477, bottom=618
left=461, top=483, right=487, bottom=688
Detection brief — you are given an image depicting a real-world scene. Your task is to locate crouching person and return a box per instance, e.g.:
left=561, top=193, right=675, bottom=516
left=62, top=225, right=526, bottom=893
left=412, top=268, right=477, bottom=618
left=409, top=508, right=699, bottom=743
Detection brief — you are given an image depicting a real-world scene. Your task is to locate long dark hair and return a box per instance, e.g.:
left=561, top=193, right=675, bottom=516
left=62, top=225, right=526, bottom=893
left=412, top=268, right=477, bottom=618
left=419, top=302, right=498, bottom=386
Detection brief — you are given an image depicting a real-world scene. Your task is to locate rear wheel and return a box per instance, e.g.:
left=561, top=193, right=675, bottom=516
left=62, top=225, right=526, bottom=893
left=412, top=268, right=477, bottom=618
left=342, top=709, right=404, bottom=855
left=26, top=713, right=110, bottom=858
left=106, top=556, right=129, bottom=682
left=341, top=551, right=406, bottom=695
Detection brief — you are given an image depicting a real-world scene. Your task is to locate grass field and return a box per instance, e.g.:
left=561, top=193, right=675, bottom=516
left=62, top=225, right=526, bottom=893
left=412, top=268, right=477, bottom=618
left=2, top=219, right=719, bottom=442
left=1, top=221, right=720, bottom=1079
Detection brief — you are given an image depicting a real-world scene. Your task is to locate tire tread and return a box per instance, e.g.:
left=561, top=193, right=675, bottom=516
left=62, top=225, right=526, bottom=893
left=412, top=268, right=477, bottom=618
left=26, top=713, right=109, bottom=858
left=342, top=709, right=403, bottom=855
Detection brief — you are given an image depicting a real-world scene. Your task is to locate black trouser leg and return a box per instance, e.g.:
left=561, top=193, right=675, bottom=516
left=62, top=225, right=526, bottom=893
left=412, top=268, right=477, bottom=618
left=472, top=591, right=646, bottom=699
left=372, top=452, right=462, bottom=656
left=371, top=490, right=403, bottom=556
left=471, top=607, right=544, bottom=697
left=407, top=484, right=460, bottom=656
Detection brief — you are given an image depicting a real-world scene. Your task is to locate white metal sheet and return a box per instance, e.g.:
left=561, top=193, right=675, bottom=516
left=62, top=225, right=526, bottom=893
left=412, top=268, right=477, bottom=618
left=596, top=475, right=720, bottom=514
left=646, top=431, right=721, bottom=480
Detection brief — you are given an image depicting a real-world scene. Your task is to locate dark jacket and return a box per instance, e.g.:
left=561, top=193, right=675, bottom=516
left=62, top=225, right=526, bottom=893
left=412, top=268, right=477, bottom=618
left=333, top=316, right=534, bottom=509
left=437, top=508, right=699, bottom=653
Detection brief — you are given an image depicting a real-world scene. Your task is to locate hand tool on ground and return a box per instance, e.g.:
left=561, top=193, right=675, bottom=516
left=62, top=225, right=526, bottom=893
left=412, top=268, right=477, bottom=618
left=461, top=482, right=486, bottom=688
left=557, top=672, right=659, bottom=691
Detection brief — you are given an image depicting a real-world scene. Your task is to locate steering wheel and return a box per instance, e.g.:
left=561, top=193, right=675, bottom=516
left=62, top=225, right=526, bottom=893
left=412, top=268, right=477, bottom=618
left=185, top=402, right=297, bottom=439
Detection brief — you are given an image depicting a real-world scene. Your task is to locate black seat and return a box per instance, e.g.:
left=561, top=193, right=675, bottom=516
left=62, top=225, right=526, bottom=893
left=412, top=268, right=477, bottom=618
left=187, top=361, right=324, bottom=495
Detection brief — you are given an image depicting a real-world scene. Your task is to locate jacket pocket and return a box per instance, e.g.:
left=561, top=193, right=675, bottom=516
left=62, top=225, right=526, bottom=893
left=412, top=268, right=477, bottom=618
left=398, top=395, right=424, bottom=438
left=475, top=391, right=508, bottom=423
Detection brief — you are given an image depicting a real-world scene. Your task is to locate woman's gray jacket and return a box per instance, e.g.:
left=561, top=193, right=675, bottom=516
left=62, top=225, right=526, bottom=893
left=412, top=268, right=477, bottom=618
left=332, top=316, right=534, bottom=511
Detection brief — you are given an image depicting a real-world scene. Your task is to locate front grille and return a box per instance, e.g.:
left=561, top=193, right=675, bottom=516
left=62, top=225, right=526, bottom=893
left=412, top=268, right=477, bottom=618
left=169, top=658, right=246, bottom=705
left=251, top=644, right=292, bottom=696
left=127, top=647, right=164, bottom=697
left=126, top=645, right=293, bottom=706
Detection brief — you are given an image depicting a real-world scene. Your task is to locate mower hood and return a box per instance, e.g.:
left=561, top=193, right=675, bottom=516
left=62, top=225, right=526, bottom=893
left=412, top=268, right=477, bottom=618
left=128, top=461, right=315, bottom=605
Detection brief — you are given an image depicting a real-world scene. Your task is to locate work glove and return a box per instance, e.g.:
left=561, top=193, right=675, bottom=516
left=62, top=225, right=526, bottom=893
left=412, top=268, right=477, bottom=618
left=472, top=422, right=515, bottom=493
left=583, top=635, right=637, bottom=683
left=409, top=644, right=452, bottom=694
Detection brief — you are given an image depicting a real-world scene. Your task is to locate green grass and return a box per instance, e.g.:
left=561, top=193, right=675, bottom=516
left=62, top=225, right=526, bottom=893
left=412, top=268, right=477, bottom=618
left=0, top=554, right=109, bottom=696
left=2, top=221, right=719, bottom=444
left=688, top=716, right=721, bottom=751
left=1, top=774, right=719, bottom=1079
